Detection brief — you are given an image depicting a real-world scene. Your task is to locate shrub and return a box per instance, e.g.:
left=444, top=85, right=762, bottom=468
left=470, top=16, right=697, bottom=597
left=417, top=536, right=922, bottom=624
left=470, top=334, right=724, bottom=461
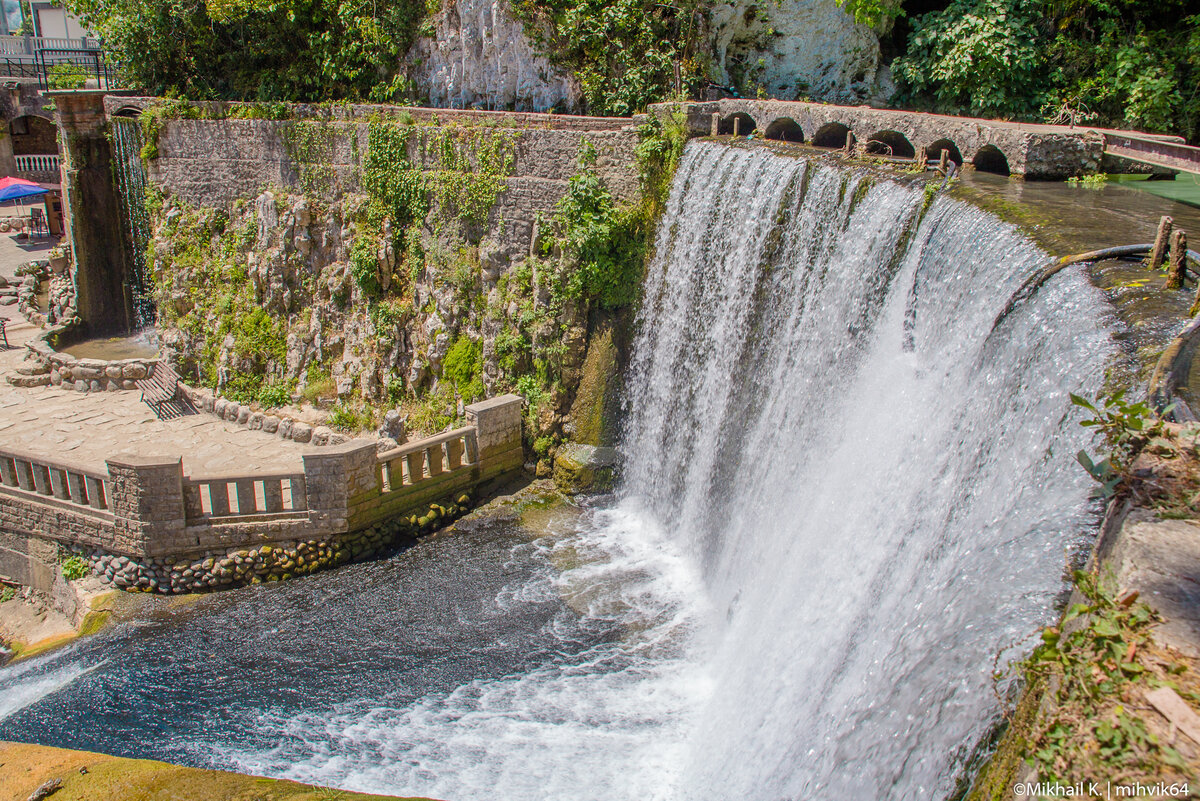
left=60, top=555, right=90, bottom=581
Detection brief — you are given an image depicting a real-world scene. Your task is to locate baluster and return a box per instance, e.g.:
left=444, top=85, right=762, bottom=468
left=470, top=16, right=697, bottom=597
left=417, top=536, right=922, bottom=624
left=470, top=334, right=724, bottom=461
left=209, top=481, right=231, bottom=516
left=49, top=467, right=69, bottom=499
left=14, top=459, right=34, bottom=491
left=383, top=458, right=403, bottom=490
left=0, top=456, right=17, bottom=486
left=406, top=451, right=425, bottom=483
left=31, top=463, right=51, bottom=495
left=447, top=437, right=465, bottom=470
left=66, top=471, right=87, bottom=504
left=427, top=443, right=445, bottom=476
left=465, top=432, right=479, bottom=465
left=84, top=475, right=107, bottom=509
left=263, top=478, right=283, bottom=513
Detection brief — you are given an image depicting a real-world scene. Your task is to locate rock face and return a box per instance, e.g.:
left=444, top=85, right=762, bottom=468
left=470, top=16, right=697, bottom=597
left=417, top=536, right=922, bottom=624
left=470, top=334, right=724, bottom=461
left=709, top=0, right=891, bottom=103
left=409, top=0, right=580, bottom=112
left=553, top=444, right=620, bottom=493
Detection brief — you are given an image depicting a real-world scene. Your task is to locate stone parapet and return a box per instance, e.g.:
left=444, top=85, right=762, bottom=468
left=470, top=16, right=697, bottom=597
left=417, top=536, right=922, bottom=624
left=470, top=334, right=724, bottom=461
left=0, top=394, right=526, bottom=593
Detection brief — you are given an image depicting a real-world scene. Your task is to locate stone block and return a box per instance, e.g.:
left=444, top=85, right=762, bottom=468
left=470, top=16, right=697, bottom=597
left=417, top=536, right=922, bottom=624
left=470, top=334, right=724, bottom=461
left=291, top=422, right=313, bottom=443
left=552, top=444, right=620, bottom=493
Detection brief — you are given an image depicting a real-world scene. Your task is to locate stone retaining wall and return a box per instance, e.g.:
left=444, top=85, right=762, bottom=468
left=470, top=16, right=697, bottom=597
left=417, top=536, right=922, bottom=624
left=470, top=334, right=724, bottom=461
left=17, top=333, right=158, bottom=391
left=0, top=394, right=523, bottom=594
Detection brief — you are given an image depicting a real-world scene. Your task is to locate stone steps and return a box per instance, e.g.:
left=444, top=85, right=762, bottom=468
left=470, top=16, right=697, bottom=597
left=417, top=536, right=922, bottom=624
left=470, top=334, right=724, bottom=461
left=6, top=372, right=51, bottom=387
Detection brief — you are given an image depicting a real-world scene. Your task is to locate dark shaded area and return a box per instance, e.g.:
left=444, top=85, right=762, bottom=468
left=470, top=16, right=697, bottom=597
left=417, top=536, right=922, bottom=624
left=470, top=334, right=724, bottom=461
left=925, top=138, right=962, bottom=165
left=718, top=113, right=756, bottom=136
left=812, top=122, right=851, bottom=148
left=973, top=145, right=1011, bottom=176
left=866, top=130, right=916, bottom=159
left=764, top=117, right=803, bottom=143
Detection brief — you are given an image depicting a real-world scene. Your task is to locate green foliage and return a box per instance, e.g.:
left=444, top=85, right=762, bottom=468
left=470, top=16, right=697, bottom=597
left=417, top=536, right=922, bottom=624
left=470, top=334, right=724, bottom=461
left=60, top=555, right=90, bottom=581
left=511, top=0, right=706, bottom=115
left=892, top=0, right=1200, bottom=139
left=1019, top=571, right=1191, bottom=782
left=47, top=62, right=90, bottom=90
left=1070, top=390, right=1165, bottom=497
left=350, top=237, right=382, bottom=298
left=65, top=0, right=429, bottom=102
left=442, top=335, right=485, bottom=400
left=893, top=0, right=1046, bottom=119
left=327, top=401, right=374, bottom=431
left=1066, top=173, right=1108, bottom=188
left=833, top=0, right=903, bottom=28
left=635, top=112, right=689, bottom=213
left=255, top=379, right=295, bottom=409
left=542, top=143, right=646, bottom=310
left=0, top=585, right=15, bottom=604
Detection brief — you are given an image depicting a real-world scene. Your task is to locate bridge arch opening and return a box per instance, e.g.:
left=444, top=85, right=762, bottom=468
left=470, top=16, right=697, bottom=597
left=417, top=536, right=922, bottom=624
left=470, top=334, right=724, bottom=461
left=813, top=122, right=851, bottom=148
left=718, top=113, right=757, bottom=137
left=10, top=115, right=57, bottom=156
left=925, top=138, right=963, bottom=165
left=764, top=117, right=804, bottom=143
left=973, top=145, right=1011, bottom=176
left=112, top=106, right=142, bottom=118
left=865, top=130, right=916, bottom=159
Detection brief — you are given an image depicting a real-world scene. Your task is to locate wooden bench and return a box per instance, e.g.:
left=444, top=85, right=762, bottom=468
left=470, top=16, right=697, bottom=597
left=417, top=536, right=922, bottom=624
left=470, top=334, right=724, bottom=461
left=135, top=360, right=182, bottom=417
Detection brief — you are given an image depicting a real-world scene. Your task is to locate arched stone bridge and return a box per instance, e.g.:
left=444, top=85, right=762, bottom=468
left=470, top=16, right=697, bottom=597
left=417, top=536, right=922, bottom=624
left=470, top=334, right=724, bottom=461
left=654, top=99, right=1190, bottom=180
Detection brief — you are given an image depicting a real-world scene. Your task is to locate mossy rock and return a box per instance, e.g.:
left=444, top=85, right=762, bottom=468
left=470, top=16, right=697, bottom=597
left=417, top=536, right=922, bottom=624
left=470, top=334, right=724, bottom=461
left=0, top=740, right=437, bottom=801
left=552, top=444, right=620, bottom=493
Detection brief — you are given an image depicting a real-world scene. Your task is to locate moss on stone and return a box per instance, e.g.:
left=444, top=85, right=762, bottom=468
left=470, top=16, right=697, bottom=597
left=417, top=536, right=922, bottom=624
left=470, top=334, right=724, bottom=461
left=567, top=319, right=619, bottom=446
left=0, top=741, right=437, bottom=801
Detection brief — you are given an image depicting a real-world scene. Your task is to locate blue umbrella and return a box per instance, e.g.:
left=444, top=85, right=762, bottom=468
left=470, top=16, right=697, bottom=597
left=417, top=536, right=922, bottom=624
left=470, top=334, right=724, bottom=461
left=0, top=177, right=49, bottom=202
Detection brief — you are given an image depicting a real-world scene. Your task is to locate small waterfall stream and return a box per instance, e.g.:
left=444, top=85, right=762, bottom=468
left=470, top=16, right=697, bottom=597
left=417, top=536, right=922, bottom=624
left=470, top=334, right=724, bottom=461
left=110, top=117, right=155, bottom=328
left=0, top=141, right=1113, bottom=800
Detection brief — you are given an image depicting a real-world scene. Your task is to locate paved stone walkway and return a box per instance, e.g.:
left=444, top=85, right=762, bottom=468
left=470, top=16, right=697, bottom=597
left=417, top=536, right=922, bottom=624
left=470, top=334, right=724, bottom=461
left=0, top=319, right=318, bottom=476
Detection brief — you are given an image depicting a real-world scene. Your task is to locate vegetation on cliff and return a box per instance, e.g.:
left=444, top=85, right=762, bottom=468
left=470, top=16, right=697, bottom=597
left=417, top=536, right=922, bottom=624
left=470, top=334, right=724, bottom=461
left=70, top=0, right=1200, bottom=136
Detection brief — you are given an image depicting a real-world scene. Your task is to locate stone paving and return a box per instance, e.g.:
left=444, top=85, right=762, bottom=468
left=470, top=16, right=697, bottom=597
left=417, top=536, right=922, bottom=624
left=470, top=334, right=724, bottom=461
left=0, top=319, right=318, bottom=476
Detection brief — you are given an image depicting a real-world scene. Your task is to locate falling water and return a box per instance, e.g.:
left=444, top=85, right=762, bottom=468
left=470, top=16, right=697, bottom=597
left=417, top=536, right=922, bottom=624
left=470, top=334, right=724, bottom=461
left=110, top=117, right=155, bottom=328
left=620, top=141, right=1112, bottom=799
left=0, top=141, right=1112, bottom=801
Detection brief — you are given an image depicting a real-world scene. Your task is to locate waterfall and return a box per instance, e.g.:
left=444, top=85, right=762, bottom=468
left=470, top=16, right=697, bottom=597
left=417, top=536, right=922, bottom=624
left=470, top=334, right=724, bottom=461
left=110, top=117, right=155, bottom=328
left=620, top=141, right=1112, bottom=799
left=0, top=141, right=1114, bottom=801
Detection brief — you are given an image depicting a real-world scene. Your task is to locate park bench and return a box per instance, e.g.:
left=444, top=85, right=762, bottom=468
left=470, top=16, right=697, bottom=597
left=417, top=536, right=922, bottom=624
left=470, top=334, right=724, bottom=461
left=136, top=360, right=188, bottom=419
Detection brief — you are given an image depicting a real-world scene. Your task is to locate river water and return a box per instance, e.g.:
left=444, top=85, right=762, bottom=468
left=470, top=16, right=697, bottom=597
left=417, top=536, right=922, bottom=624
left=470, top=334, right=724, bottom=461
left=0, top=141, right=1148, bottom=800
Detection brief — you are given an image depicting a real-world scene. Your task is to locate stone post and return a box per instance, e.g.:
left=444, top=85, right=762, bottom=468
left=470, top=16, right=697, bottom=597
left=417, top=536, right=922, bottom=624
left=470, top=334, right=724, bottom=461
left=106, top=456, right=188, bottom=557
left=53, top=90, right=134, bottom=336
left=302, top=440, right=380, bottom=532
left=464, top=394, right=524, bottom=481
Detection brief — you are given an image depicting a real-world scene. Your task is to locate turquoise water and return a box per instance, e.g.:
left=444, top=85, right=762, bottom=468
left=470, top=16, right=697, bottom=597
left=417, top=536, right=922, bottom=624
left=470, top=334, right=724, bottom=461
left=1111, top=173, right=1200, bottom=210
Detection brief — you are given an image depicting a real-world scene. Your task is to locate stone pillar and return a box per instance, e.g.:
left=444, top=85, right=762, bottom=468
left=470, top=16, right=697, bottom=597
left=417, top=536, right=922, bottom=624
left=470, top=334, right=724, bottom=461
left=106, top=456, right=188, bottom=557
left=465, top=394, right=524, bottom=480
left=302, top=440, right=380, bottom=532
left=53, top=90, right=134, bottom=335
left=0, top=129, right=16, bottom=178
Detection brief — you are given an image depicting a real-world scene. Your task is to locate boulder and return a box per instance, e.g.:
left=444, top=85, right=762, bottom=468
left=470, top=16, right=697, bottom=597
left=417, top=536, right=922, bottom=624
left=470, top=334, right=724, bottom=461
left=552, top=444, right=621, bottom=493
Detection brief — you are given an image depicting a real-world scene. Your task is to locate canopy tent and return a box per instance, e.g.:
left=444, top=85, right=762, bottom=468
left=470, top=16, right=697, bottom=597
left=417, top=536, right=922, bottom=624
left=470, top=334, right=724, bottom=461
left=0, top=176, right=50, bottom=202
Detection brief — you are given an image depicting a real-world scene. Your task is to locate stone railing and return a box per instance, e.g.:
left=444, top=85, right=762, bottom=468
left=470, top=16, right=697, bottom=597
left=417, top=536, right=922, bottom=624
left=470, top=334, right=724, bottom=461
left=14, top=153, right=60, bottom=177
left=0, top=446, right=112, bottom=515
left=0, top=394, right=524, bottom=594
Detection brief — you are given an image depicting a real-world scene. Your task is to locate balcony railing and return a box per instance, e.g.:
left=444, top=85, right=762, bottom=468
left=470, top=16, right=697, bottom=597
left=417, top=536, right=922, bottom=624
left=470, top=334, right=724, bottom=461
left=0, top=35, right=101, bottom=56
left=14, top=154, right=59, bottom=176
